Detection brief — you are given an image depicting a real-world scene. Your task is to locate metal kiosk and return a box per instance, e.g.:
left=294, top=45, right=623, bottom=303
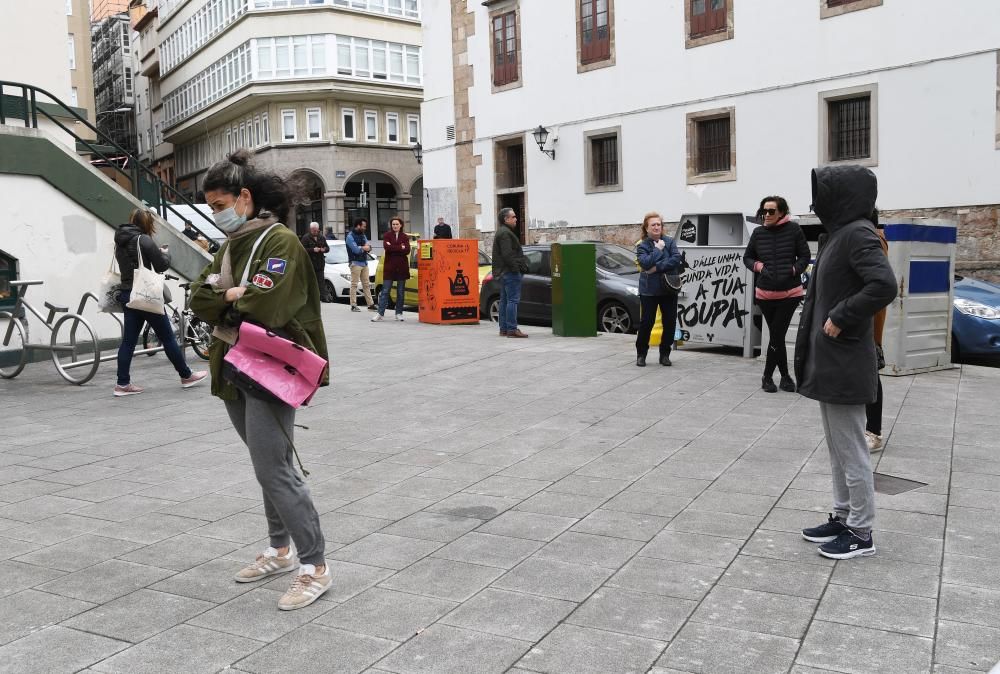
left=551, top=242, right=597, bottom=337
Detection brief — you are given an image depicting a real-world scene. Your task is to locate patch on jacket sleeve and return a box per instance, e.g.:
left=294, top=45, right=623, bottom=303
left=266, top=258, right=287, bottom=274
left=251, top=273, right=275, bottom=289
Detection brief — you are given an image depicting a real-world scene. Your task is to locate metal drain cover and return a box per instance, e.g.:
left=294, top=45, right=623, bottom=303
left=874, top=473, right=928, bottom=495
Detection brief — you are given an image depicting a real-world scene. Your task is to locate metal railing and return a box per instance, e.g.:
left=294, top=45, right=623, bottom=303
left=0, top=80, right=217, bottom=242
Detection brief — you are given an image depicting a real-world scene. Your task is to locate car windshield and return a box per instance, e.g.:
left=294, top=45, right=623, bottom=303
left=325, top=247, right=349, bottom=265
left=479, top=250, right=491, bottom=266
left=596, top=244, right=639, bottom=274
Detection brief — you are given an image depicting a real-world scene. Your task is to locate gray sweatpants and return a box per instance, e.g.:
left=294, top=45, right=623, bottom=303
left=819, top=401, right=875, bottom=534
left=225, top=393, right=326, bottom=565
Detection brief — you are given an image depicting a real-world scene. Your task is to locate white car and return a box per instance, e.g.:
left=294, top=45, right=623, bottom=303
left=323, top=240, right=378, bottom=302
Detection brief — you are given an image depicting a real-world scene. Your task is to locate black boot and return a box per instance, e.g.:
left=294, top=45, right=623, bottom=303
left=779, top=375, right=796, bottom=392
left=659, top=353, right=672, bottom=366
left=636, top=354, right=647, bottom=367
left=762, top=376, right=778, bottom=393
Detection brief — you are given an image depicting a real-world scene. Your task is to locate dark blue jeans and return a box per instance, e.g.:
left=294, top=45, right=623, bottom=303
left=498, top=272, right=523, bottom=333
left=116, top=291, right=191, bottom=386
left=378, top=278, right=405, bottom=316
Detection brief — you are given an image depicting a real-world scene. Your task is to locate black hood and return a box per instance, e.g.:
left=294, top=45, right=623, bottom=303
left=811, top=165, right=878, bottom=235
left=115, top=224, right=142, bottom=247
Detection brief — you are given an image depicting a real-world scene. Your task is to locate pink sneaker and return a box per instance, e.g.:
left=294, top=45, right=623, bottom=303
left=113, top=383, right=144, bottom=397
left=180, top=371, right=208, bottom=388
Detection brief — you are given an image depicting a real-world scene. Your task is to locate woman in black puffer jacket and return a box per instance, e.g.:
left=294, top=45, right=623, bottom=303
left=743, top=196, right=811, bottom=393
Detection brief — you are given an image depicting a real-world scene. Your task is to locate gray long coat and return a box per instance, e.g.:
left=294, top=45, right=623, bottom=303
left=794, top=166, right=897, bottom=405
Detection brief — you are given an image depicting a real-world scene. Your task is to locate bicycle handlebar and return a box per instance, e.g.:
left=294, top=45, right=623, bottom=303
left=165, top=274, right=180, bottom=281
left=10, top=280, right=44, bottom=287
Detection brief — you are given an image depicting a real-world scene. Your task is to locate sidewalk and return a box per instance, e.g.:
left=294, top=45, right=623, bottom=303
left=0, top=302, right=998, bottom=674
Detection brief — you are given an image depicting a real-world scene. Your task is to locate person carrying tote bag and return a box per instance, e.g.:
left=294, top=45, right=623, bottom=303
left=189, top=149, right=332, bottom=612
left=112, top=209, right=207, bottom=397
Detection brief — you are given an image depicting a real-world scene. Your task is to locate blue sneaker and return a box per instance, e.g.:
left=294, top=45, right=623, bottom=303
left=801, top=514, right=847, bottom=543
left=818, top=529, right=875, bottom=560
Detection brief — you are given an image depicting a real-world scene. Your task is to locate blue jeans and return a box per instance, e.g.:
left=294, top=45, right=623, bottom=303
left=378, top=279, right=405, bottom=316
left=498, top=272, right=523, bottom=333
left=116, top=291, right=191, bottom=386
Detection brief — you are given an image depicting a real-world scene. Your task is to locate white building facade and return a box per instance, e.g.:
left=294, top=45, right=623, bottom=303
left=423, top=0, right=1000, bottom=276
left=133, top=0, right=425, bottom=238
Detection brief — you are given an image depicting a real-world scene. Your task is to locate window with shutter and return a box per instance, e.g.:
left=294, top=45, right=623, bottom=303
left=697, top=117, right=731, bottom=174
left=828, top=95, right=871, bottom=161
left=690, top=0, right=727, bottom=38
left=580, top=0, right=611, bottom=65
left=492, top=10, right=518, bottom=87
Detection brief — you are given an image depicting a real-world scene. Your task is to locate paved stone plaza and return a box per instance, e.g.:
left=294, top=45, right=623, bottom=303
left=1, top=303, right=998, bottom=674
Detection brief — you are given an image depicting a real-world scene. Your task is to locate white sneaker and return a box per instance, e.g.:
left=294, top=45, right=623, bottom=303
left=865, top=431, right=883, bottom=453
left=395, top=314, right=404, bottom=321
left=278, top=563, right=332, bottom=610
left=370, top=314, right=383, bottom=322
left=234, top=546, right=297, bottom=583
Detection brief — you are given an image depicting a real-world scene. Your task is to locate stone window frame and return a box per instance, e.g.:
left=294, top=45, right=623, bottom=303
left=584, top=125, right=623, bottom=194
left=487, top=0, right=523, bottom=94
left=686, top=106, right=737, bottom=185
left=685, top=0, right=734, bottom=50
left=818, top=83, right=879, bottom=168
left=820, top=0, right=883, bottom=20
left=340, top=107, right=356, bottom=141
left=576, top=0, right=616, bottom=74
left=494, top=132, right=527, bottom=193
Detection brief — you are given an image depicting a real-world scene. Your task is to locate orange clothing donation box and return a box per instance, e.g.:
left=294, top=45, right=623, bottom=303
left=417, top=239, right=481, bottom=324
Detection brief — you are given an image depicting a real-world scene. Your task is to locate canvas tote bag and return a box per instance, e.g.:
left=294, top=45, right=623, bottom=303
left=125, top=235, right=165, bottom=313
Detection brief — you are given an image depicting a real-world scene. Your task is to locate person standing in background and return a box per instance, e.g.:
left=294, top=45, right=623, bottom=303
left=300, top=222, right=331, bottom=303
left=433, top=217, right=453, bottom=239
left=346, top=218, right=376, bottom=312
left=866, top=209, right=890, bottom=452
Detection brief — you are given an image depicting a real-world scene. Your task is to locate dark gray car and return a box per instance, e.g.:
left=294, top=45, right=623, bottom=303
left=479, top=243, right=641, bottom=333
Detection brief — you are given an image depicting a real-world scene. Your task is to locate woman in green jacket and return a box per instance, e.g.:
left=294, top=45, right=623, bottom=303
left=190, top=149, right=331, bottom=611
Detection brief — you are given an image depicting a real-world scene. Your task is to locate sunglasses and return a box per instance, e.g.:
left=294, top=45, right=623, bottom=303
left=761, top=208, right=778, bottom=216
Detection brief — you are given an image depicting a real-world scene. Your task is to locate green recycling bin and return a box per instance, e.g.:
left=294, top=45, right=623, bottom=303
left=551, top=242, right=597, bottom=337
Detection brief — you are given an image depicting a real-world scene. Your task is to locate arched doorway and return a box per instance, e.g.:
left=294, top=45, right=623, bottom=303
left=289, top=170, right=325, bottom=237
left=343, top=171, right=400, bottom=241
left=409, top=176, right=424, bottom=237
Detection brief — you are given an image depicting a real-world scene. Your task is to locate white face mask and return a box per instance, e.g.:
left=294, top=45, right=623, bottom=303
left=213, top=194, right=247, bottom=233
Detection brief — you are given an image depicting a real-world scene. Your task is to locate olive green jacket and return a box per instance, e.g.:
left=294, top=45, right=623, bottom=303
left=190, top=224, right=329, bottom=401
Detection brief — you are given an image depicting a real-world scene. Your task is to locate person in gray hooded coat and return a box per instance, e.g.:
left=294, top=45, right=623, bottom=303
left=795, top=165, right=897, bottom=560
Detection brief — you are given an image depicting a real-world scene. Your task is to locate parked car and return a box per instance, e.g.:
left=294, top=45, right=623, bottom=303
left=323, top=240, right=378, bottom=301
left=952, top=274, right=1000, bottom=362
left=479, top=243, right=641, bottom=333
left=375, top=243, right=492, bottom=310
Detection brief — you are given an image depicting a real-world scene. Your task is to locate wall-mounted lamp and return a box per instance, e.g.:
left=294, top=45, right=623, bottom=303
left=411, top=142, right=423, bottom=165
left=532, top=125, right=556, bottom=160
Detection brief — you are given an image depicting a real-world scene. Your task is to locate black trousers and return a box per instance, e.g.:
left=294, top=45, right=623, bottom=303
left=313, top=264, right=329, bottom=300
left=636, top=294, right=678, bottom=357
left=866, top=378, right=883, bottom=435
left=758, top=297, right=800, bottom=378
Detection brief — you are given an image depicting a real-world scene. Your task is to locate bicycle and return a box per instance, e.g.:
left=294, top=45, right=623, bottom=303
left=0, top=280, right=101, bottom=384
left=141, top=274, right=212, bottom=360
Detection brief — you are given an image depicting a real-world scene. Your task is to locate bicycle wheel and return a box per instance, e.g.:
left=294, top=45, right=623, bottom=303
left=50, top=314, right=100, bottom=385
left=141, top=308, right=181, bottom=356
left=0, top=312, right=28, bottom=379
left=188, top=317, right=213, bottom=361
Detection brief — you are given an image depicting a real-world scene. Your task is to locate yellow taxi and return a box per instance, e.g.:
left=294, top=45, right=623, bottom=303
left=375, top=237, right=492, bottom=309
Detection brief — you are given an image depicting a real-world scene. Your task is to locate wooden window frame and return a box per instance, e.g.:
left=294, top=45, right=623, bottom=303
left=584, top=126, right=623, bottom=194
left=820, top=0, right=882, bottom=19
left=686, top=107, right=736, bottom=184
left=489, top=4, right=521, bottom=93
left=577, top=0, right=614, bottom=73
left=819, top=83, right=878, bottom=167
left=685, top=0, right=733, bottom=49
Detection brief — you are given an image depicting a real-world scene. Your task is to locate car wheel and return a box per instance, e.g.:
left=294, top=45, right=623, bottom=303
left=599, top=301, right=632, bottom=333
left=486, top=296, right=500, bottom=322
left=324, top=280, right=337, bottom=300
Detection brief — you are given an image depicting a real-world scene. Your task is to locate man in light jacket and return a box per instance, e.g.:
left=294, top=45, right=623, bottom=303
left=796, top=165, right=897, bottom=560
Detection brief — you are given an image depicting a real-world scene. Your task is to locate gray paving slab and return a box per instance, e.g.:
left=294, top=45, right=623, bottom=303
left=90, top=624, right=261, bottom=674
left=0, top=626, right=128, bottom=674
left=4, top=305, right=999, bottom=672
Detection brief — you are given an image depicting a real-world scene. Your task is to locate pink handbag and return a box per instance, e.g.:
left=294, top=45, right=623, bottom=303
left=223, top=322, right=327, bottom=409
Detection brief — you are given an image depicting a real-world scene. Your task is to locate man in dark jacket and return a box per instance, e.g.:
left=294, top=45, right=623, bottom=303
left=491, top=207, right=529, bottom=338
left=300, top=222, right=331, bottom=302
left=433, top=217, right=453, bottom=239
left=795, top=166, right=897, bottom=561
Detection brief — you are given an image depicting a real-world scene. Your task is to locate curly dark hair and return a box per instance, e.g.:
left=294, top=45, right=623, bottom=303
left=202, top=149, right=290, bottom=222
left=758, top=195, right=790, bottom=218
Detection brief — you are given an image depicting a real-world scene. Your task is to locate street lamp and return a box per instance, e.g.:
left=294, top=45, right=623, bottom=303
left=532, top=125, right=555, bottom=160
left=411, top=142, right=423, bottom=165
left=96, top=106, right=132, bottom=118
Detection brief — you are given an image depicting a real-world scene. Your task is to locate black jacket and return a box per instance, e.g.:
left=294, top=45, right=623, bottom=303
left=300, top=233, right=329, bottom=270
left=794, top=166, right=897, bottom=405
left=743, top=221, right=811, bottom=292
left=433, top=223, right=453, bottom=239
left=114, top=225, right=170, bottom=290
left=491, top=225, right=528, bottom=275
